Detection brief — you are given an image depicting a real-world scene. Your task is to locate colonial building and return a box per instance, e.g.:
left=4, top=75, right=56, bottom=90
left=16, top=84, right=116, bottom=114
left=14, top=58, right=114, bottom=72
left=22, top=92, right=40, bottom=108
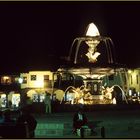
left=0, top=75, right=20, bottom=108
left=20, top=71, right=54, bottom=103
left=20, top=71, right=53, bottom=89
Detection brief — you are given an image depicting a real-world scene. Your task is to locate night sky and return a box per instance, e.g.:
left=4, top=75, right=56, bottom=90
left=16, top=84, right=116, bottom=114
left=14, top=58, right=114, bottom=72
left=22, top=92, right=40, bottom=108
left=0, top=1, right=140, bottom=74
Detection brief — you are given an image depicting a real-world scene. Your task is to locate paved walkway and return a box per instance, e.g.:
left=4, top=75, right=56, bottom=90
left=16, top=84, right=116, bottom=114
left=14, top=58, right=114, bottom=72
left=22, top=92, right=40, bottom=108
left=34, top=109, right=140, bottom=138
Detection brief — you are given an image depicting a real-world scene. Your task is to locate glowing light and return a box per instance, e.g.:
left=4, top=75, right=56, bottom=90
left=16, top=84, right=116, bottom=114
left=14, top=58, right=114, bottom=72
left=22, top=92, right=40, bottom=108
left=112, top=98, right=116, bottom=104
left=12, top=94, right=20, bottom=107
left=86, top=23, right=100, bottom=37
left=129, top=89, right=132, bottom=96
left=34, top=81, right=44, bottom=88
left=3, top=76, right=9, bottom=80
left=18, top=78, right=23, bottom=84
left=86, top=51, right=100, bottom=63
left=1, top=94, right=6, bottom=108
left=128, top=70, right=132, bottom=74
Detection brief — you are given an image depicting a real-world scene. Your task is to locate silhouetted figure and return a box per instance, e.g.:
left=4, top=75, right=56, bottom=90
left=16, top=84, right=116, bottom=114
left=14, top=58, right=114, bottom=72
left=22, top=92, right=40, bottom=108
left=0, top=96, right=2, bottom=109
left=132, top=88, right=137, bottom=96
left=0, top=110, right=16, bottom=138
left=113, top=86, right=123, bottom=104
left=101, top=126, right=105, bottom=138
left=26, top=96, right=33, bottom=111
left=16, top=107, right=37, bottom=138
left=73, top=108, right=88, bottom=134
left=0, top=111, right=4, bottom=123
left=3, top=109, right=15, bottom=123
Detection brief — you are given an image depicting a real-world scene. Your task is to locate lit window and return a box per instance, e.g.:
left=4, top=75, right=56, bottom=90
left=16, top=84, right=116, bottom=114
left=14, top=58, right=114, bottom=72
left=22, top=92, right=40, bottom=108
left=31, top=75, right=36, bottom=81
left=44, top=75, right=49, bottom=80
left=32, top=94, right=39, bottom=102
left=1, top=76, right=11, bottom=84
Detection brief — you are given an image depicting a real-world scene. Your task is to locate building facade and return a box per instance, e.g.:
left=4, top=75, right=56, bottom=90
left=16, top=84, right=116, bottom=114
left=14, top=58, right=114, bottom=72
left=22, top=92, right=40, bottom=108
left=128, top=68, right=140, bottom=94
left=20, top=71, right=54, bottom=103
left=0, top=74, right=20, bottom=108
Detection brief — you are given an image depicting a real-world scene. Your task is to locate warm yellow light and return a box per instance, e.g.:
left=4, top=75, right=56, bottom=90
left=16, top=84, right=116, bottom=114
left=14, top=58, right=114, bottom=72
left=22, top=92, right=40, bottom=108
left=128, top=70, right=132, bottom=74
left=86, top=23, right=100, bottom=37
left=27, top=90, right=37, bottom=99
left=1, top=94, right=6, bottom=98
left=34, top=81, right=44, bottom=88
left=85, top=23, right=101, bottom=63
left=3, top=76, right=10, bottom=80
left=86, top=51, right=100, bottom=63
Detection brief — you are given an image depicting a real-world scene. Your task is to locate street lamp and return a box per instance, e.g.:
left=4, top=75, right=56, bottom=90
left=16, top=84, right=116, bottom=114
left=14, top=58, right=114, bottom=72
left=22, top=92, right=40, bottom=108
left=18, top=77, right=23, bottom=84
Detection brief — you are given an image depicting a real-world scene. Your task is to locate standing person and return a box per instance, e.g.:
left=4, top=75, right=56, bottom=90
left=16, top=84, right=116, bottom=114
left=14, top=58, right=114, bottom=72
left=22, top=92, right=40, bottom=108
left=8, top=92, right=12, bottom=108
left=16, top=107, right=37, bottom=138
left=44, top=91, right=52, bottom=114
left=73, top=107, right=88, bottom=134
left=26, top=96, right=32, bottom=107
left=25, top=96, right=33, bottom=112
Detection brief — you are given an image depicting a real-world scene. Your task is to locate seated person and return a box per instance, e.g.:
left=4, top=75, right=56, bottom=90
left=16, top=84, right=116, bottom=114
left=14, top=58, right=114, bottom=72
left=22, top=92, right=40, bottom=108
left=73, top=108, right=88, bottom=134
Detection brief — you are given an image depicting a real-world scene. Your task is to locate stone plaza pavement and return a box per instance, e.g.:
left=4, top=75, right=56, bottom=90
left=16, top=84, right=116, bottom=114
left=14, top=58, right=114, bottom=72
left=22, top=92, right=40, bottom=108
left=34, top=107, right=140, bottom=138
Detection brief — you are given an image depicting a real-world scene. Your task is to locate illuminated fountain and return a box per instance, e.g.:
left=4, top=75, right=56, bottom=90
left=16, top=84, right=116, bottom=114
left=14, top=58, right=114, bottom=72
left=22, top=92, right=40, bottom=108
left=68, top=22, right=114, bottom=64
left=54, top=22, right=129, bottom=105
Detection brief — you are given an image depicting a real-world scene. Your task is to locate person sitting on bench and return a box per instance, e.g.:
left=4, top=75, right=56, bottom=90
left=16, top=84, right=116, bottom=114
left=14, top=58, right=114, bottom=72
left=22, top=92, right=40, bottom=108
left=73, top=108, right=88, bottom=134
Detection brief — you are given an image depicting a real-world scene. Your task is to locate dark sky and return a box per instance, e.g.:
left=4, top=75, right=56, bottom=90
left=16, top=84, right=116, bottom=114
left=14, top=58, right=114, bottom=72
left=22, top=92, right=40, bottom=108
left=0, top=1, right=140, bottom=74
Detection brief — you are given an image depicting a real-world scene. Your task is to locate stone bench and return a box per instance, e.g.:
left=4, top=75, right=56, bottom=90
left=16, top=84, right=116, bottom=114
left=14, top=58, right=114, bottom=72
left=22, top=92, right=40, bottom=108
left=35, top=123, right=64, bottom=137
left=35, top=122, right=103, bottom=138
